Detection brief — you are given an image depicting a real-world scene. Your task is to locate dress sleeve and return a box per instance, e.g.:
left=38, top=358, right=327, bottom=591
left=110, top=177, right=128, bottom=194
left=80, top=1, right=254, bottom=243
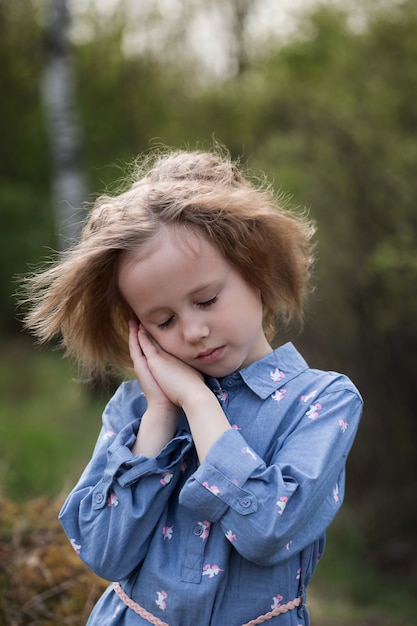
left=179, top=377, right=362, bottom=566
left=59, top=381, right=192, bottom=581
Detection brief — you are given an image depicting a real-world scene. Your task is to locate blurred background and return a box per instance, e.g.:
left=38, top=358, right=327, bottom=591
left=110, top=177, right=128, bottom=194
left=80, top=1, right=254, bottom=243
left=1, top=0, right=416, bottom=624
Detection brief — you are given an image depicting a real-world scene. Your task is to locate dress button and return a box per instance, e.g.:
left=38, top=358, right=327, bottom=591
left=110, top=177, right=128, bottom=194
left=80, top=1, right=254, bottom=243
left=193, top=525, right=203, bottom=536
left=94, top=493, right=104, bottom=504
left=239, top=497, right=252, bottom=508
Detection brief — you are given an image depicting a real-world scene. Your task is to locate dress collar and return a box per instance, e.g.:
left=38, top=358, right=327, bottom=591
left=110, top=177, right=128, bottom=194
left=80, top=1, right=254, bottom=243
left=205, top=342, right=309, bottom=400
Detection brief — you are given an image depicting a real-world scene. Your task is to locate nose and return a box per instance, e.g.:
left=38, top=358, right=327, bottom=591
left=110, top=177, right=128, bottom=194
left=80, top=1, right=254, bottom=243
left=181, top=314, right=209, bottom=344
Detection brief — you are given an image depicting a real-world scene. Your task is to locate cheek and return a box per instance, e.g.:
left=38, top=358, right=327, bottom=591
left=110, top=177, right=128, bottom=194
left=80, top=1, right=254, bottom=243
left=247, top=288, right=264, bottom=317
left=151, top=330, right=181, bottom=356
left=231, top=288, right=263, bottom=321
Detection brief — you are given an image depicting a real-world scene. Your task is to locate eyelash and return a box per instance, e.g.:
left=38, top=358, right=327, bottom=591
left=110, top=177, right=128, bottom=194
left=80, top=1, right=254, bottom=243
left=157, top=318, right=174, bottom=330
left=198, top=295, right=218, bottom=308
left=157, top=296, right=218, bottom=330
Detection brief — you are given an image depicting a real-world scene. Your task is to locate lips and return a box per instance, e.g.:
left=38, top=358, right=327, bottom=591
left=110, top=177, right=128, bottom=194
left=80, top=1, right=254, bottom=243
left=196, top=346, right=225, bottom=364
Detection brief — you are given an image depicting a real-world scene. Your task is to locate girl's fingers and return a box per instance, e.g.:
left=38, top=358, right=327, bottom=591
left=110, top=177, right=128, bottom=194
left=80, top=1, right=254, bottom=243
left=128, top=320, right=151, bottom=372
left=137, top=324, right=160, bottom=357
left=128, top=322, right=177, bottom=409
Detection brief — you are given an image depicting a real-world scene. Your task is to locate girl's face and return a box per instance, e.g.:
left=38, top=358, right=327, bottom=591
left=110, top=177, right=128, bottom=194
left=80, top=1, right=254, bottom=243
left=118, top=227, right=272, bottom=378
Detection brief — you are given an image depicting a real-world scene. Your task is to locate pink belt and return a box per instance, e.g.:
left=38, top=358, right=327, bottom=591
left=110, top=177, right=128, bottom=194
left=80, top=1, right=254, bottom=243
left=113, top=582, right=302, bottom=626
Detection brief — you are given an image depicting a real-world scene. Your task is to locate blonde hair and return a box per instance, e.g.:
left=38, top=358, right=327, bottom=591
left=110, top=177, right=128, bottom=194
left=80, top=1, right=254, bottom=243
left=22, top=148, right=315, bottom=378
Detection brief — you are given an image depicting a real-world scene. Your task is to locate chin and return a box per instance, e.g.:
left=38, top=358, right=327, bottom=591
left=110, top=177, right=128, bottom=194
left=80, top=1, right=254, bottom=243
left=202, top=361, right=242, bottom=379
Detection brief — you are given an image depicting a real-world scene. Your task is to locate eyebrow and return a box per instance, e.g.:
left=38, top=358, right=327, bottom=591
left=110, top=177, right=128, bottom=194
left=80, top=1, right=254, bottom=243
left=141, top=282, right=218, bottom=318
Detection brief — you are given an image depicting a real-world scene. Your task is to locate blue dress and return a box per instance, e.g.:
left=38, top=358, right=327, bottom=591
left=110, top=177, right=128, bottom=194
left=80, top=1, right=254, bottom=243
left=59, top=343, right=363, bottom=625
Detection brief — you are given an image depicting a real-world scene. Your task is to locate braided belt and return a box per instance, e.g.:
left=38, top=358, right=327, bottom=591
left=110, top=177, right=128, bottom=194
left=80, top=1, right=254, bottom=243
left=113, top=582, right=302, bottom=626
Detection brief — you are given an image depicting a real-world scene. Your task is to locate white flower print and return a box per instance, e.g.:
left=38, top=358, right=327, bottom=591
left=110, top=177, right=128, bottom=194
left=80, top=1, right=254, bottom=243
left=202, top=482, right=222, bottom=495
left=202, top=564, right=223, bottom=578
left=160, top=472, right=174, bottom=486
left=270, top=368, right=286, bottom=382
left=276, top=496, right=288, bottom=515
left=306, top=403, right=322, bottom=420
left=107, top=491, right=119, bottom=507
left=272, top=389, right=286, bottom=402
left=70, top=538, right=81, bottom=554
left=162, top=525, right=173, bottom=540
left=339, top=419, right=348, bottom=433
left=155, top=590, right=167, bottom=611
left=213, top=389, right=228, bottom=403
left=300, top=390, right=317, bottom=403
left=271, top=594, right=283, bottom=610
left=197, top=520, right=211, bottom=541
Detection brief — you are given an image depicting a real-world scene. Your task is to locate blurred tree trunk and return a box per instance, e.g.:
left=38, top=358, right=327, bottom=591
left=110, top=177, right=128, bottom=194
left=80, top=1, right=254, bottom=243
left=41, top=0, right=88, bottom=249
left=211, top=0, right=255, bottom=76
left=229, top=0, right=254, bottom=76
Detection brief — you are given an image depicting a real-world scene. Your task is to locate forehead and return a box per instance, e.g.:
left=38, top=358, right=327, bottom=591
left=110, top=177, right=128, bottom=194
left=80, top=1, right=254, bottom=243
left=124, top=225, right=219, bottom=266
left=118, top=226, right=229, bottom=309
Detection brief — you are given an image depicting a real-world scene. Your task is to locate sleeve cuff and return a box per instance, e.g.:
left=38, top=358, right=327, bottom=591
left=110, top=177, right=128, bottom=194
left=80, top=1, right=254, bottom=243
left=91, top=422, right=192, bottom=509
left=179, top=429, right=264, bottom=520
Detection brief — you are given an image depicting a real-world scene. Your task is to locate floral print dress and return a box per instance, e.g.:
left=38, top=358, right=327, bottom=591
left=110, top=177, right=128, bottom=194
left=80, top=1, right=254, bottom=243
left=59, top=343, right=362, bottom=625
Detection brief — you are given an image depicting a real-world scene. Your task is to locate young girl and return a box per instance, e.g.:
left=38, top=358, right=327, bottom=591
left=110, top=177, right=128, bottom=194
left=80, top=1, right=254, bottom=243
left=23, top=149, right=362, bottom=626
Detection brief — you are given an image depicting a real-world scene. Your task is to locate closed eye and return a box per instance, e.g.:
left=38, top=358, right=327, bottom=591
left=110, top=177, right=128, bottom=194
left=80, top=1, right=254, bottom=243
left=157, top=296, right=218, bottom=329
left=157, top=316, right=174, bottom=329
left=197, top=295, right=218, bottom=308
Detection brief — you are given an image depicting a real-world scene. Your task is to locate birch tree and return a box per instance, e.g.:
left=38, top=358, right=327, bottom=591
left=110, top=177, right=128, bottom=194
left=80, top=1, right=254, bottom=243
left=42, top=0, right=88, bottom=248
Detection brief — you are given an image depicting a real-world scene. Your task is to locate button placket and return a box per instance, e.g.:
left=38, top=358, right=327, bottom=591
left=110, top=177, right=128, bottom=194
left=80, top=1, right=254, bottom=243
left=180, top=521, right=211, bottom=583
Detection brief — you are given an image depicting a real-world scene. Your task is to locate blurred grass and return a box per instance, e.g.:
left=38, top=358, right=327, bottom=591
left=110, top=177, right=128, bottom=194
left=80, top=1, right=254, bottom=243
left=0, top=338, right=416, bottom=625
left=0, top=337, right=110, bottom=501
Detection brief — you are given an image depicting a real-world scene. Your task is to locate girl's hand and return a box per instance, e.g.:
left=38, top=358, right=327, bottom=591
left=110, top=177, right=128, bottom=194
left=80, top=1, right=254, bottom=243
left=128, top=319, right=177, bottom=414
left=129, top=319, right=181, bottom=458
left=136, top=325, right=208, bottom=408
left=131, top=323, right=231, bottom=463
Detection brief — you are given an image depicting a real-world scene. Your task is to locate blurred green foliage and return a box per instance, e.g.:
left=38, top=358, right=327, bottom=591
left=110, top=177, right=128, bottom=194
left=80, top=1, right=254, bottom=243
left=1, top=0, right=416, bottom=599
left=0, top=339, right=108, bottom=501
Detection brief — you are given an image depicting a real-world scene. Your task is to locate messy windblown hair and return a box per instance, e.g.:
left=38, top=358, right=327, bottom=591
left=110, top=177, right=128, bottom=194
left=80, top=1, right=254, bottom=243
left=21, top=147, right=315, bottom=378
